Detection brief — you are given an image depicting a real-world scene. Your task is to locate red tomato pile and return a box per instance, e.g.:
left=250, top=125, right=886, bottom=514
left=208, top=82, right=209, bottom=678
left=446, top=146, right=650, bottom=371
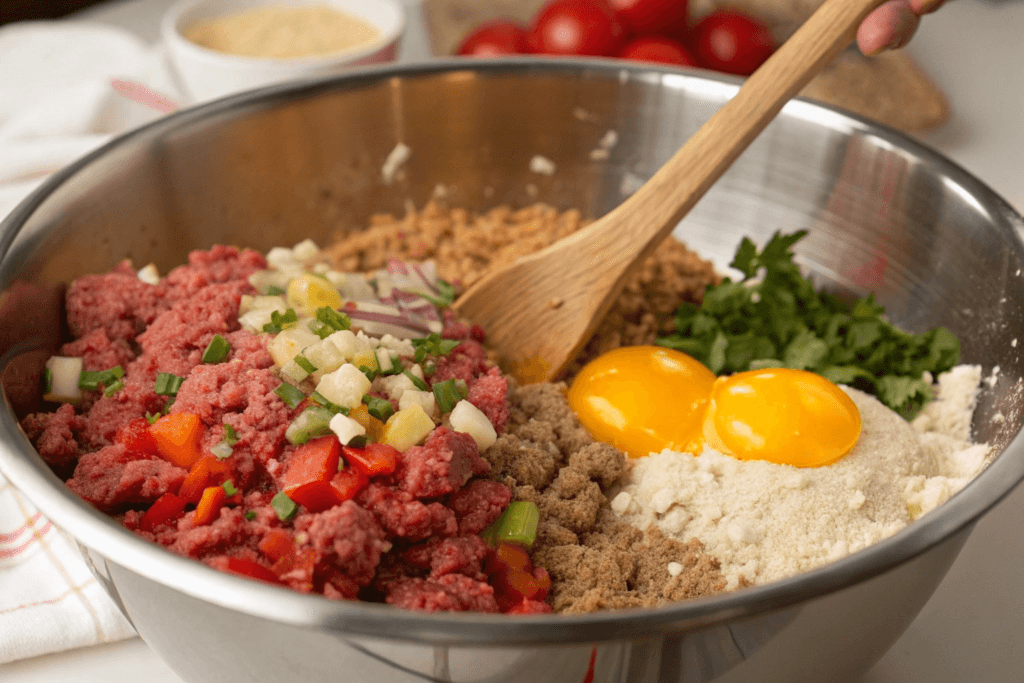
left=455, top=0, right=776, bottom=76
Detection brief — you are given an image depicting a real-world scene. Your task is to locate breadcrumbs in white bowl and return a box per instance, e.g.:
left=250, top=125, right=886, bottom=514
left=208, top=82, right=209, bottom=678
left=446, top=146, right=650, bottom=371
left=162, top=0, right=404, bottom=103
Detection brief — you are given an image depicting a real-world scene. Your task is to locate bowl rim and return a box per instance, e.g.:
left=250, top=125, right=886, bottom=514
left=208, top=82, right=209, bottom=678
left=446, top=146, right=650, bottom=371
left=2, top=57, right=1024, bottom=645
left=160, top=0, right=406, bottom=67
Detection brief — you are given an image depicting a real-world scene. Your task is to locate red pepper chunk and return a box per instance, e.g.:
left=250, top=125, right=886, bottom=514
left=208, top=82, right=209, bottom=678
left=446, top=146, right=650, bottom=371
left=193, top=485, right=226, bottom=525
left=224, top=557, right=281, bottom=585
left=257, top=529, right=294, bottom=562
left=282, top=435, right=340, bottom=493
left=342, top=443, right=399, bottom=477
left=331, top=467, right=369, bottom=502
left=287, top=480, right=345, bottom=514
left=149, top=413, right=205, bottom=469
left=179, top=456, right=232, bottom=504
left=114, top=417, right=159, bottom=457
left=139, top=493, right=186, bottom=532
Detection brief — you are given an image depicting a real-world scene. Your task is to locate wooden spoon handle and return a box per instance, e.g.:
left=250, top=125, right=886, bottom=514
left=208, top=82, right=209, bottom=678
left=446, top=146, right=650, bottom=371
left=588, top=0, right=888, bottom=267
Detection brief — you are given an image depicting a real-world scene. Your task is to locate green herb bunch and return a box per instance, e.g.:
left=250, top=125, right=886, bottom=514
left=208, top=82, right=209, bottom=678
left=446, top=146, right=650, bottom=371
left=657, top=230, right=960, bottom=418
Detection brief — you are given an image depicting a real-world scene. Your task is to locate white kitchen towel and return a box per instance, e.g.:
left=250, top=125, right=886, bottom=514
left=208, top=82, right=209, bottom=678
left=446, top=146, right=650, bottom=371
left=0, top=19, right=184, bottom=664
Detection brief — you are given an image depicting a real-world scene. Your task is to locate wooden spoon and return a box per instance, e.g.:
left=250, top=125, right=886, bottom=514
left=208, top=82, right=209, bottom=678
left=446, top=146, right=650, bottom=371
left=453, top=0, right=887, bottom=384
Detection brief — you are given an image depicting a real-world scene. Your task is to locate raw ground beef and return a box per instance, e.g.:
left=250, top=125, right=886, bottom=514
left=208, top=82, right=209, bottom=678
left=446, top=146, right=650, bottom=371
left=22, top=246, right=522, bottom=613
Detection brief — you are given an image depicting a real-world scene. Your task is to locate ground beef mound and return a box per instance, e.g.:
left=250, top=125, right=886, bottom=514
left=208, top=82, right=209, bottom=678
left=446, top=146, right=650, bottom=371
left=22, top=246, right=514, bottom=614
left=482, top=379, right=729, bottom=613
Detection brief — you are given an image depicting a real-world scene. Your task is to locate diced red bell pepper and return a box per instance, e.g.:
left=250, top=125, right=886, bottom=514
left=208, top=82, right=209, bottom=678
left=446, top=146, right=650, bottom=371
left=485, top=541, right=532, bottom=575
left=179, top=456, right=233, bottom=504
left=257, top=529, right=294, bottom=562
left=331, top=467, right=369, bottom=502
left=224, top=557, right=281, bottom=585
left=114, top=417, right=159, bottom=457
left=193, top=485, right=226, bottom=525
left=342, top=443, right=399, bottom=477
left=149, top=413, right=205, bottom=469
left=271, top=547, right=318, bottom=592
left=282, top=435, right=341, bottom=493
left=139, top=492, right=186, bottom=532
left=287, top=480, right=345, bottom=514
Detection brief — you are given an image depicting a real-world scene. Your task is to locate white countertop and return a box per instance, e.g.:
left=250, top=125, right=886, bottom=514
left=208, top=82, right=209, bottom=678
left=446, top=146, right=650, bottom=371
left=3, top=1, right=1023, bottom=681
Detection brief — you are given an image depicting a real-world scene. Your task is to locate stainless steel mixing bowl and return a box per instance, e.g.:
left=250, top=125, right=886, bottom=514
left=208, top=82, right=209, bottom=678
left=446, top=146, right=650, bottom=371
left=1, top=59, right=1023, bottom=683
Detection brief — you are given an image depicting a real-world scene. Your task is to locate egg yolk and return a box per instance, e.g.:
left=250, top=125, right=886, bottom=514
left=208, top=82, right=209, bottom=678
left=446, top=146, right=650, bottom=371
left=703, top=368, right=861, bottom=467
left=569, top=347, right=862, bottom=467
left=568, top=346, right=716, bottom=458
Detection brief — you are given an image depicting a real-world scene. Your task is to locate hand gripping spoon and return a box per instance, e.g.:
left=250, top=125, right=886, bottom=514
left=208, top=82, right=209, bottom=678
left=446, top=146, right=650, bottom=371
left=452, top=0, right=888, bottom=384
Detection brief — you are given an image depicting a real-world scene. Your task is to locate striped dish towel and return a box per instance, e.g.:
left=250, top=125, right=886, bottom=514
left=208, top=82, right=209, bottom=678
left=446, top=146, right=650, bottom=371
left=0, top=472, right=136, bottom=663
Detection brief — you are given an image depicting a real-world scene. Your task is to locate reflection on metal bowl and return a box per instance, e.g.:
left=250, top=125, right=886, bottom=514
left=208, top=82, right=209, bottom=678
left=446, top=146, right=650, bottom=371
left=1, top=59, right=1023, bottom=683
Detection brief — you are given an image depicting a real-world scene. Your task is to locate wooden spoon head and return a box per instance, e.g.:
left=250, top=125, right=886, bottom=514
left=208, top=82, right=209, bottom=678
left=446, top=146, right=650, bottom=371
left=452, top=243, right=624, bottom=384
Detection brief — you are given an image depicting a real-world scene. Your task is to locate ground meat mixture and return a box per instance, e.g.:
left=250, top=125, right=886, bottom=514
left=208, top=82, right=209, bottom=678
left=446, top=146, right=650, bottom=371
left=24, top=200, right=726, bottom=615
left=484, top=380, right=729, bottom=613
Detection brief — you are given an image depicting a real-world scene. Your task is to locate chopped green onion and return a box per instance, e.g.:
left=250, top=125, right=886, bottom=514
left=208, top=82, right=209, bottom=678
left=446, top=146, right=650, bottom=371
left=163, top=396, right=176, bottom=412
left=222, top=480, right=238, bottom=496
left=209, top=440, right=233, bottom=460
left=222, top=424, right=238, bottom=446
left=271, top=490, right=297, bottom=521
left=103, top=379, right=124, bottom=397
left=362, top=395, right=394, bottom=423
left=433, top=378, right=463, bottom=414
left=308, top=319, right=332, bottom=340
left=79, top=365, right=125, bottom=392
left=145, top=412, right=161, bottom=425
left=154, top=372, right=184, bottom=396
left=274, top=382, right=306, bottom=410
left=495, top=501, right=540, bottom=548
left=266, top=285, right=286, bottom=296
left=201, top=334, right=231, bottom=363
left=347, top=434, right=368, bottom=448
left=244, top=510, right=257, bottom=521
left=285, top=406, right=335, bottom=445
left=42, top=367, right=53, bottom=394
left=417, top=278, right=457, bottom=309
left=422, top=361, right=436, bottom=377
left=358, top=365, right=377, bottom=382
left=402, top=369, right=429, bottom=392
left=316, top=307, right=351, bottom=333
left=411, top=333, right=461, bottom=361
left=263, top=308, right=299, bottom=334
left=310, top=391, right=349, bottom=415
left=294, top=354, right=317, bottom=374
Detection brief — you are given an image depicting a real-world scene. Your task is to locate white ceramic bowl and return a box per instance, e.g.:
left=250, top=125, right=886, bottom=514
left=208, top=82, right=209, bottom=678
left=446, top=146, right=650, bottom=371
left=161, top=0, right=404, bottom=103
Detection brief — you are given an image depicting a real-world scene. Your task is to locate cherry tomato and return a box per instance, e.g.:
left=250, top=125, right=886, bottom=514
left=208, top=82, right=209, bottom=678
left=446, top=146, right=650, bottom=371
left=527, top=0, right=625, bottom=57
left=691, top=9, right=775, bottom=76
left=618, top=36, right=697, bottom=67
left=456, top=19, right=529, bottom=57
left=607, top=0, right=689, bottom=36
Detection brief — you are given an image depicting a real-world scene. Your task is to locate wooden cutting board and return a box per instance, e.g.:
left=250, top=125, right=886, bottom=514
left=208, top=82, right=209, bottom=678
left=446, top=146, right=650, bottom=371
left=423, top=0, right=949, bottom=132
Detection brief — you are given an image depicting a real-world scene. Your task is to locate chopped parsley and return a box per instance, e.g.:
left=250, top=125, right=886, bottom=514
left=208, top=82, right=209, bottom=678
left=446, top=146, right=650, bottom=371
left=656, top=230, right=960, bottom=418
left=244, top=510, right=257, bottom=521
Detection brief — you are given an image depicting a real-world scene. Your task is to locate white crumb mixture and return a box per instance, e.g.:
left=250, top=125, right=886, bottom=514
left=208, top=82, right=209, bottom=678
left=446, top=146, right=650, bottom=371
left=613, top=365, right=992, bottom=589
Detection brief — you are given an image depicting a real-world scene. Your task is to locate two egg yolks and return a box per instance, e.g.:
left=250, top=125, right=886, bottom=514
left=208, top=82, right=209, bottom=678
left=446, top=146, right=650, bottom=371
left=567, top=346, right=862, bottom=467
